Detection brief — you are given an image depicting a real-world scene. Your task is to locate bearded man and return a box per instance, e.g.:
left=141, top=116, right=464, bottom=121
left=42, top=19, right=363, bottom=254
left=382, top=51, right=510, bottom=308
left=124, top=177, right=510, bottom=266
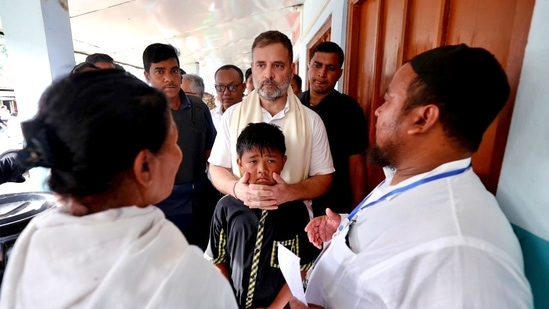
left=208, top=30, right=334, bottom=214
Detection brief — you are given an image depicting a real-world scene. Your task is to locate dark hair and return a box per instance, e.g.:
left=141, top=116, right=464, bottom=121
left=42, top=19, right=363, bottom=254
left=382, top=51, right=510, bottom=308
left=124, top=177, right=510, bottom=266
left=182, top=74, right=205, bottom=98
left=245, top=68, right=252, bottom=81
left=312, top=41, right=345, bottom=67
left=252, top=30, right=293, bottom=64
left=215, top=65, right=244, bottom=83
left=85, top=53, right=114, bottom=64
left=142, top=43, right=180, bottom=72
left=17, top=70, right=170, bottom=197
left=406, top=44, right=510, bottom=152
left=236, top=123, right=286, bottom=158
left=292, top=74, right=302, bottom=89
left=71, top=62, right=99, bottom=75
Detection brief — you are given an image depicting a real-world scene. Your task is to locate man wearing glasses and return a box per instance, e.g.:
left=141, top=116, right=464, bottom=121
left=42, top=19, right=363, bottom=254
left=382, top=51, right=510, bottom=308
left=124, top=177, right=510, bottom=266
left=211, top=65, right=246, bottom=130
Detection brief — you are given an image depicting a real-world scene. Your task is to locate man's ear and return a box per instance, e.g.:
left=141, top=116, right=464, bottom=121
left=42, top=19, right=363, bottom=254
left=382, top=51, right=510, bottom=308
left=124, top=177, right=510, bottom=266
left=337, top=68, right=343, bottom=80
left=282, top=155, right=288, bottom=168
left=144, top=71, right=151, bottom=83
left=407, top=104, right=440, bottom=135
left=133, top=149, right=153, bottom=187
left=236, top=157, right=244, bottom=174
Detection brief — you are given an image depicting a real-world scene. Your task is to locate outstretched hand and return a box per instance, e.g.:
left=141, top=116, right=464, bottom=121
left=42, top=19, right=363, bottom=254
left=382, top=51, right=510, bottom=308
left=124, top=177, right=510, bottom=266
left=305, top=208, right=341, bottom=249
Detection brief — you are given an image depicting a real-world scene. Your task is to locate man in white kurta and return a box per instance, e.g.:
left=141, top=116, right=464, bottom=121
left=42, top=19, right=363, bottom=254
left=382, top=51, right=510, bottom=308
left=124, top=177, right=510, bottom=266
left=209, top=94, right=333, bottom=183
left=208, top=30, right=334, bottom=210
left=294, top=44, right=533, bottom=309
left=304, top=159, right=532, bottom=308
left=0, top=206, right=238, bottom=309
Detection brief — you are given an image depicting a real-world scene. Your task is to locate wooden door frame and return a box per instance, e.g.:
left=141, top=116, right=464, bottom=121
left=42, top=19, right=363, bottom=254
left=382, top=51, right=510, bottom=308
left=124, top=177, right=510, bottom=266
left=305, top=16, right=332, bottom=91
left=343, top=0, right=534, bottom=193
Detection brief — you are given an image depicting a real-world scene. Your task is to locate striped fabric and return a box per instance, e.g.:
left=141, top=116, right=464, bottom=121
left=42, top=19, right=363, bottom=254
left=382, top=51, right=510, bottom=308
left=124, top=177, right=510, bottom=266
left=245, top=210, right=268, bottom=308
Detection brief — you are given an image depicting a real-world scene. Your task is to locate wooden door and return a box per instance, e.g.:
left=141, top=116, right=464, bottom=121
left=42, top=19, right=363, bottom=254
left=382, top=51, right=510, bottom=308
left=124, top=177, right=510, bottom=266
left=305, top=16, right=332, bottom=91
left=344, top=0, right=534, bottom=193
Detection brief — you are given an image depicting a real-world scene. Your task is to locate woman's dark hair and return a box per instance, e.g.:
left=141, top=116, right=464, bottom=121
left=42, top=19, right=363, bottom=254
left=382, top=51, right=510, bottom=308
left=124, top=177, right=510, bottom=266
left=18, top=70, right=170, bottom=197
left=70, top=62, right=99, bottom=75
left=85, top=53, right=114, bottom=64
left=236, top=123, right=286, bottom=158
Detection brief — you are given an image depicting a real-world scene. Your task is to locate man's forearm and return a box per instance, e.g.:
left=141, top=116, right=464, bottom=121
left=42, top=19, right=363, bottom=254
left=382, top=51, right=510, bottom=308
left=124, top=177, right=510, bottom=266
left=285, top=173, right=332, bottom=202
left=208, top=164, right=238, bottom=195
left=269, top=283, right=292, bottom=309
left=214, top=262, right=231, bottom=282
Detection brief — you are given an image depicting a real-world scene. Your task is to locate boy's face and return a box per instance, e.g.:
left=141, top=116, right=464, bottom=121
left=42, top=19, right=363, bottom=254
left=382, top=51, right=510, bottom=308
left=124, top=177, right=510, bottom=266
left=237, top=147, right=286, bottom=185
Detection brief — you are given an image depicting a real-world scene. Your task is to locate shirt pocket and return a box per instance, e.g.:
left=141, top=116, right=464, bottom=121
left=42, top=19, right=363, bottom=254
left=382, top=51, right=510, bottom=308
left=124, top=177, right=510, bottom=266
left=270, top=236, right=299, bottom=268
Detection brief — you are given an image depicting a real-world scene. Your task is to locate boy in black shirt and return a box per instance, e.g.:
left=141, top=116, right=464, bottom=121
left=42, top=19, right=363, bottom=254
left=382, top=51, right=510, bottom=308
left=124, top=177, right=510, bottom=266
left=205, top=123, right=319, bottom=309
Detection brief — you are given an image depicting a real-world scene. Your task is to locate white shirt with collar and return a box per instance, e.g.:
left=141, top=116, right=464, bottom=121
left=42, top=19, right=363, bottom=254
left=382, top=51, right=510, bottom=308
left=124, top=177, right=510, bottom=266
left=208, top=100, right=334, bottom=177
left=210, top=104, right=224, bottom=132
left=305, top=158, right=533, bottom=309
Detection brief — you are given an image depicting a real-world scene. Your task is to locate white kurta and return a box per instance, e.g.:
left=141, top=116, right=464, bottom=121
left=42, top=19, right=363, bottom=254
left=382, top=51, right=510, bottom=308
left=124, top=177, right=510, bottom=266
left=305, top=158, right=533, bottom=309
left=208, top=100, right=334, bottom=177
left=0, top=205, right=238, bottom=309
left=210, top=104, right=224, bottom=132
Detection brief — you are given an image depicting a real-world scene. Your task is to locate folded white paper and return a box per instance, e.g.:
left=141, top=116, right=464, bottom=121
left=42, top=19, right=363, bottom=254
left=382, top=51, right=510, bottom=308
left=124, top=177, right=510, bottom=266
left=277, top=243, right=307, bottom=304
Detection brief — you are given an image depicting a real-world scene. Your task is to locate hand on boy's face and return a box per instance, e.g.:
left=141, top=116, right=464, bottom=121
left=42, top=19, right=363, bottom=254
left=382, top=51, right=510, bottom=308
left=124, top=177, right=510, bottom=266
left=234, top=172, right=292, bottom=210
left=245, top=172, right=293, bottom=209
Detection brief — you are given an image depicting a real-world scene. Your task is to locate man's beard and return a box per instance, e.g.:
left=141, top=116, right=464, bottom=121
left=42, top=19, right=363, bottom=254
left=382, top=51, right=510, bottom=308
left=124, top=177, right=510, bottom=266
left=257, top=77, right=291, bottom=101
left=367, top=143, right=397, bottom=168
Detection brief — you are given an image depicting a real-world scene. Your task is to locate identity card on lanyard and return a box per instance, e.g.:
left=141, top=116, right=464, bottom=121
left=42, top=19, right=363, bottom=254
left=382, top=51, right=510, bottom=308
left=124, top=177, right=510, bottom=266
left=338, top=163, right=472, bottom=233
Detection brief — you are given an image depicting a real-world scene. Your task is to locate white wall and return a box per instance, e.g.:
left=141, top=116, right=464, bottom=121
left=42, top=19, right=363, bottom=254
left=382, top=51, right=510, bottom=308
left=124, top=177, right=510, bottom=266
left=497, top=0, right=549, bottom=241
left=294, top=0, right=348, bottom=92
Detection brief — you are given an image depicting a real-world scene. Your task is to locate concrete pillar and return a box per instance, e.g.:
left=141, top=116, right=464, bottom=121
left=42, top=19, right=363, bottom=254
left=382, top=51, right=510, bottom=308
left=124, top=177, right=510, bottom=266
left=0, top=0, right=75, bottom=192
left=0, top=0, right=75, bottom=121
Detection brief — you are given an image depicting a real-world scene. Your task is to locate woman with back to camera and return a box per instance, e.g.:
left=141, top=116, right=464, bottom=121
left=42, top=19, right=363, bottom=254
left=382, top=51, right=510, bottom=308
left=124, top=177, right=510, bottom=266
left=0, top=70, right=237, bottom=308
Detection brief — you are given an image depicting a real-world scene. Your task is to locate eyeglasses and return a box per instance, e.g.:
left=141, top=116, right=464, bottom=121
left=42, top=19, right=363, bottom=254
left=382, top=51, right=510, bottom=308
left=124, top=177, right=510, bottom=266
left=185, top=91, right=200, bottom=97
left=215, top=84, right=240, bottom=92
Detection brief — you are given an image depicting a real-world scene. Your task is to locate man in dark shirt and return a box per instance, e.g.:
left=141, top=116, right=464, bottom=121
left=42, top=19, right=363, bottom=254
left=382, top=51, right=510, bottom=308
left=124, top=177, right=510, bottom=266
left=143, top=43, right=217, bottom=250
left=298, top=41, right=369, bottom=216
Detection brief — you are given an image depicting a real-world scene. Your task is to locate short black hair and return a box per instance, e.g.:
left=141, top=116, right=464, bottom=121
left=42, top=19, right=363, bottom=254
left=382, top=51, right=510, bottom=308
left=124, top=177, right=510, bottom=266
left=18, top=70, right=170, bottom=197
left=292, top=74, right=302, bottom=89
left=142, top=43, right=180, bottom=72
left=236, top=123, right=286, bottom=158
left=407, top=44, right=510, bottom=152
left=312, top=41, right=345, bottom=67
left=215, top=65, right=244, bottom=83
left=245, top=68, right=252, bottom=81
left=85, top=53, right=114, bottom=64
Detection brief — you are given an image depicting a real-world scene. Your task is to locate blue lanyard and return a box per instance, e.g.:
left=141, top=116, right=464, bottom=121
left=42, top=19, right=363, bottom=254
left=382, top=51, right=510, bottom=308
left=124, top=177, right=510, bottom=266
left=340, top=164, right=471, bottom=231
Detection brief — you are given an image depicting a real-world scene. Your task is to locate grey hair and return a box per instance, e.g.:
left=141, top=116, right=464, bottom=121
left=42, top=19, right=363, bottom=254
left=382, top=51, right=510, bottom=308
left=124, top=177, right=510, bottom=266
left=181, top=74, right=205, bottom=98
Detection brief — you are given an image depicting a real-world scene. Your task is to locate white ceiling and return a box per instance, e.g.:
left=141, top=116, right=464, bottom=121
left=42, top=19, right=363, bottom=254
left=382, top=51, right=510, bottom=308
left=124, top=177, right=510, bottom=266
left=67, top=0, right=304, bottom=85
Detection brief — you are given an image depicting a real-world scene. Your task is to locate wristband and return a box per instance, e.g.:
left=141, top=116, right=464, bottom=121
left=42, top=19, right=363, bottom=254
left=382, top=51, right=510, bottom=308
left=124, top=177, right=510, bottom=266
left=232, top=181, right=238, bottom=200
